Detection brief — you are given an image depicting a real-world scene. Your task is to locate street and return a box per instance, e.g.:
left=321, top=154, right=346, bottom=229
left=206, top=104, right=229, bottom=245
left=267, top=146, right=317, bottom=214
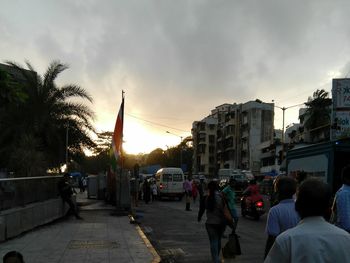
left=137, top=197, right=268, bottom=263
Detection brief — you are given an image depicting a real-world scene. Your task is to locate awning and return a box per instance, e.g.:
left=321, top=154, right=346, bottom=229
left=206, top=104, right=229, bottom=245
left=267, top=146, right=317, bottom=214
left=264, top=170, right=279, bottom=176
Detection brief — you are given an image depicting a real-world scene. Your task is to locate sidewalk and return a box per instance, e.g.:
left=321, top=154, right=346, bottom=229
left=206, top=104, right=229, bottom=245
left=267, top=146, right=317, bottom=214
left=0, top=191, right=160, bottom=263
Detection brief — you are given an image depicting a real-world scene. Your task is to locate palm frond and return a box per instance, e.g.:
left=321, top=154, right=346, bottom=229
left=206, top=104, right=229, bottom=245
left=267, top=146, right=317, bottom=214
left=43, top=61, right=68, bottom=91
left=60, top=84, right=93, bottom=102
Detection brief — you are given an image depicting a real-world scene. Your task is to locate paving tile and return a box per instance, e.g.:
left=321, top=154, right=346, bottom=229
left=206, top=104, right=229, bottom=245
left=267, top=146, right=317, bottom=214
left=1, top=201, right=155, bottom=263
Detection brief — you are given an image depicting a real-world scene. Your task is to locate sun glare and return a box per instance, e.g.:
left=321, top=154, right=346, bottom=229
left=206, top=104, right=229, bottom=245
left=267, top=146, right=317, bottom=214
left=123, top=119, right=177, bottom=154
left=95, top=114, right=190, bottom=155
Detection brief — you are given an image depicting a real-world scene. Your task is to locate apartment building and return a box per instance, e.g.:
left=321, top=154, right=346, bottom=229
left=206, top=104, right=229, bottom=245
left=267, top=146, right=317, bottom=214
left=192, top=100, right=274, bottom=177
left=191, top=116, right=218, bottom=177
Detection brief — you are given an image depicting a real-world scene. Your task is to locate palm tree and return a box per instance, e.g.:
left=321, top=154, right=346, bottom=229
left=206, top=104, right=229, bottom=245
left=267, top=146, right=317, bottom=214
left=0, top=61, right=96, bottom=175
left=302, top=89, right=332, bottom=142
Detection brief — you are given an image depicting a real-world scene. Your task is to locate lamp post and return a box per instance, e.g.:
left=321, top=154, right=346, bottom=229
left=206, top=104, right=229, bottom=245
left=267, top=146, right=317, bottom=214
left=166, top=131, right=183, bottom=168
left=65, top=124, right=69, bottom=172
left=274, top=102, right=304, bottom=160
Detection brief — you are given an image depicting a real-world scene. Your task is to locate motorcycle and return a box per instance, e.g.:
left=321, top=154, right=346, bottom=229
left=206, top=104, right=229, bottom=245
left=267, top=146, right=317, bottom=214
left=240, top=195, right=265, bottom=220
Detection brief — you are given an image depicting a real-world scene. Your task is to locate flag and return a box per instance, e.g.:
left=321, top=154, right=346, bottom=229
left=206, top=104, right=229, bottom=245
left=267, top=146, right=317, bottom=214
left=112, top=95, right=124, bottom=164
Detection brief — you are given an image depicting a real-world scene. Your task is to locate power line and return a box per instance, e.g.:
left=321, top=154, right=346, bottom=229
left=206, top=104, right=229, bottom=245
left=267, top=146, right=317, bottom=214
left=126, top=113, right=189, bottom=133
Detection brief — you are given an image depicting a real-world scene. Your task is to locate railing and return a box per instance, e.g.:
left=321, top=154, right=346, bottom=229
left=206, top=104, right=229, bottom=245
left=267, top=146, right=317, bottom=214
left=0, top=176, right=62, bottom=211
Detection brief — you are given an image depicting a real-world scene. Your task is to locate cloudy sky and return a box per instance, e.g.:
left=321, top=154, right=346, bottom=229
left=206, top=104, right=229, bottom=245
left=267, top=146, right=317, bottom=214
left=1, top=0, right=350, bottom=153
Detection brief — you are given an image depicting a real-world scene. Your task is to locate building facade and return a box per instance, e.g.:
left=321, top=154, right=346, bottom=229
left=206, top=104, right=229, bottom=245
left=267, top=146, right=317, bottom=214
left=192, top=100, right=274, bottom=177
left=192, top=116, right=218, bottom=177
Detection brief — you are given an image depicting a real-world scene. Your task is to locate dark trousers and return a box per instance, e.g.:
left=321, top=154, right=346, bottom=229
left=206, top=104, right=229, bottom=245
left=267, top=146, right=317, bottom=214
left=205, top=223, right=225, bottom=263
left=62, top=197, right=80, bottom=218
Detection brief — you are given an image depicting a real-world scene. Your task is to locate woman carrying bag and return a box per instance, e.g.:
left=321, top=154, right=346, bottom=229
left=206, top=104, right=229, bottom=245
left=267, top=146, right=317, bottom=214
left=198, top=180, right=234, bottom=263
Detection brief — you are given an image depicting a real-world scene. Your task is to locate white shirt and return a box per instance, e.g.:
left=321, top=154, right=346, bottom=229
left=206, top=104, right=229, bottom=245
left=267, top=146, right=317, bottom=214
left=265, top=216, right=350, bottom=263
left=151, top=184, right=157, bottom=195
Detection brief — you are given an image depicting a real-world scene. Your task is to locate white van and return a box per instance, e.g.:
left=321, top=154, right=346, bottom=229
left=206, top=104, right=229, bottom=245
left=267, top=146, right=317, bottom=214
left=155, top=167, right=185, bottom=200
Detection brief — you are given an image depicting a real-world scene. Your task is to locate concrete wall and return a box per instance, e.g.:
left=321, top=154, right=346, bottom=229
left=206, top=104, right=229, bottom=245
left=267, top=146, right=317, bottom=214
left=0, top=197, right=72, bottom=241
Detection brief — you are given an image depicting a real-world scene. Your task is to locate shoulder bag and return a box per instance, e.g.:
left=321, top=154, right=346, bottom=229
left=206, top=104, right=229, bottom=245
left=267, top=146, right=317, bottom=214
left=221, top=193, right=234, bottom=227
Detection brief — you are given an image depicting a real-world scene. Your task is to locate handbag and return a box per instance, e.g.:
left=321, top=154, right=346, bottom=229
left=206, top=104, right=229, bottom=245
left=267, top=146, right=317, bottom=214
left=223, top=203, right=233, bottom=224
left=222, top=232, right=242, bottom=258
left=221, top=194, right=234, bottom=227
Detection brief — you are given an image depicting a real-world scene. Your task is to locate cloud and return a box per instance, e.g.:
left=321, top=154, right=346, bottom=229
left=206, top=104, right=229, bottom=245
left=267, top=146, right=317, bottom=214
left=2, top=0, right=350, bottom=151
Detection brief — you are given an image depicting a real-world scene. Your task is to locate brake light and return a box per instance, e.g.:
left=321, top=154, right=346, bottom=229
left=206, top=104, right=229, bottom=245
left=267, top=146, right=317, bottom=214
left=160, top=183, right=163, bottom=189
left=256, top=201, right=263, bottom=207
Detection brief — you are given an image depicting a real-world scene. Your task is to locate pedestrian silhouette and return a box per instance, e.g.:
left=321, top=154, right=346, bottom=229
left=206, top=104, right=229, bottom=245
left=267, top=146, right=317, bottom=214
left=334, top=165, right=350, bottom=232
left=264, top=176, right=300, bottom=258
left=57, top=173, right=82, bottom=219
left=3, top=251, right=24, bottom=263
left=198, top=180, right=229, bottom=263
left=265, top=178, right=350, bottom=263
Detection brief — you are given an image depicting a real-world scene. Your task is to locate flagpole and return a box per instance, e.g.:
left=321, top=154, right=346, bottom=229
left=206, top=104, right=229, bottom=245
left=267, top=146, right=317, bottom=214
left=118, top=90, right=125, bottom=211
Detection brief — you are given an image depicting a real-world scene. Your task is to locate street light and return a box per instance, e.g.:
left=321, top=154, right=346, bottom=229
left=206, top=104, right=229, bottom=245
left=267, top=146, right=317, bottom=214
left=166, top=131, right=183, bottom=167
left=274, top=102, right=304, bottom=161
left=274, top=103, right=304, bottom=144
left=65, top=123, right=69, bottom=172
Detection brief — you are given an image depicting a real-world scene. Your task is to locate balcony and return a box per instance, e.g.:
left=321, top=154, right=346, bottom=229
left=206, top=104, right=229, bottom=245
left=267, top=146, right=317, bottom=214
left=225, top=118, right=236, bottom=126
left=225, top=133, right=234, bottom=139
left=260, top=151, right=274, bottom=159
left=242, top=116, right=248, bottom=124
left=242, top=131, right=248, bottom=138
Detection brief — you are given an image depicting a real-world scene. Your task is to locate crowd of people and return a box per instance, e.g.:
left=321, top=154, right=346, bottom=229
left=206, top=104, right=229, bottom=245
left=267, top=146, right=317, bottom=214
left=53, top=170, right=350, bottom=263
left=194, top=166, right=350, bottom=263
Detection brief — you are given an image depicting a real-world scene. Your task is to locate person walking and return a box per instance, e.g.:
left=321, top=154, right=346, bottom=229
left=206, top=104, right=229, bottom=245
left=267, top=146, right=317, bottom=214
left=264, top=176, right=300, bottom=258
left=183, top=176, right=192, bottom=211
left=198, top=180, right=232, bottom=263
left=334, top=165, right=350, bottom=232
left=78, top=176, right=84, bottom=193
left=192, top=180, right=198, bottom=204
left=143, top=179, right=151, bottom=204
left=222, top=178, right=239, bottom=230
left=82, top=176, right=87, bottom=192
left=151, top=181, right=158, bottom=202
left=198, top=176, right=207, bottom=202
left=265, top=178, right=350, bottom=263
left=57, top=173, right=82, bottom=219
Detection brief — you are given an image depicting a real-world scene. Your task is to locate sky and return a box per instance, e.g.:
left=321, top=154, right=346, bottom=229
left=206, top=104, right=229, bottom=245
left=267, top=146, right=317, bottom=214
left=1, top=0, right=350, bottom=154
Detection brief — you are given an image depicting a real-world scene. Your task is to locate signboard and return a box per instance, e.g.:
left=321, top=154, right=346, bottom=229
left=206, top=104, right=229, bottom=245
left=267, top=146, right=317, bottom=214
left=332, top=79, right=350, bottom=140
left=333, top=111, right=350, bottom=139
left=332, top=79, right=350, bottom=108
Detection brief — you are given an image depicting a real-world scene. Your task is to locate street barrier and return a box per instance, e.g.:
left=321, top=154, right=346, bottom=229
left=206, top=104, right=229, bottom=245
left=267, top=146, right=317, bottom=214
left=0, top=176, right=62, bottom=211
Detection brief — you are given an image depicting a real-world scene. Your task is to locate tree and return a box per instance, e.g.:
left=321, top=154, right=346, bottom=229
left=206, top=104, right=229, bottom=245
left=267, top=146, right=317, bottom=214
left=147, top=148, right=166, bottom=166
left=302, top=89, right=332, bottom=142
left=0, top=61, right=96, bottom=175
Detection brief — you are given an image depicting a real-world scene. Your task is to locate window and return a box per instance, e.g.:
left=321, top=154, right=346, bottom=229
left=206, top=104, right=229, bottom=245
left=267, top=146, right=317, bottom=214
left=209, top=135, right=215, bottom=144
left=173, top=174, right=183, bottom=182
left=163, top=174, right=172, bottom=182
left=209, top=146, right=215, bottom=153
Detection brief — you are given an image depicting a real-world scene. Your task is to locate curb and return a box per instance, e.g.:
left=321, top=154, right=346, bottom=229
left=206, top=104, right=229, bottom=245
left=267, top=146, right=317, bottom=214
left=135, top=224, right=161, bottom=263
